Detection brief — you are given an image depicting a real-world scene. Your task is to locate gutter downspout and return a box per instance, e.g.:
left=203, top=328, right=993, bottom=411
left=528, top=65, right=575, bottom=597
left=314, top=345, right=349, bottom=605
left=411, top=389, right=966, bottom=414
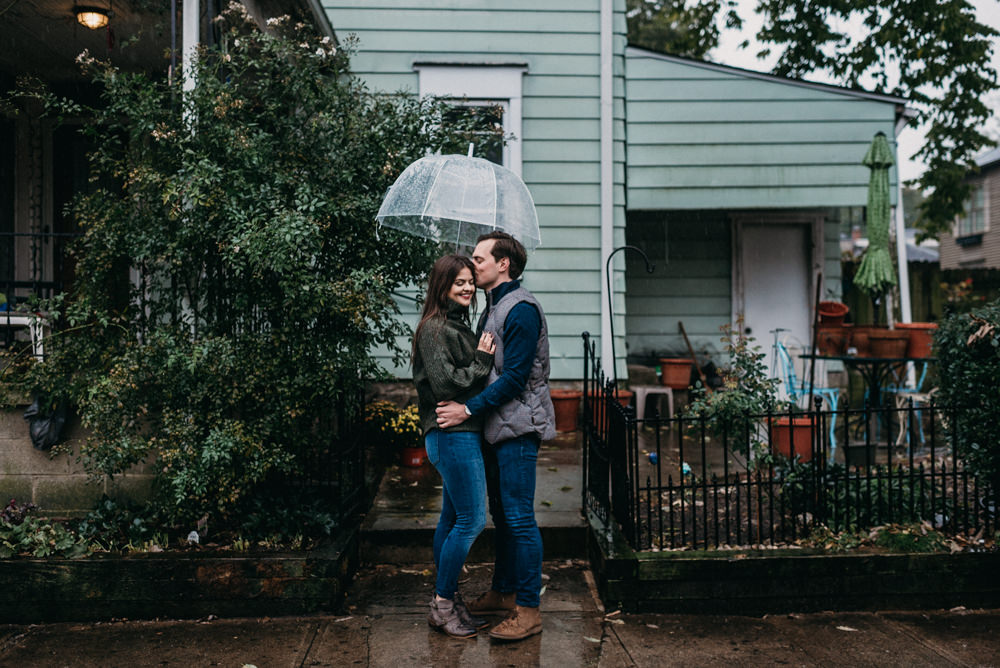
left=599, top=0, right=614, bottom=378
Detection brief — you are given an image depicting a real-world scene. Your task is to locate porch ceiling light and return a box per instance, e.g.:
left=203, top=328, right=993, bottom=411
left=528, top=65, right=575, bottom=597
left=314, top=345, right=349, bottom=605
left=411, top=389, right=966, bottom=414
left=75, top=6, right=109, bottom=30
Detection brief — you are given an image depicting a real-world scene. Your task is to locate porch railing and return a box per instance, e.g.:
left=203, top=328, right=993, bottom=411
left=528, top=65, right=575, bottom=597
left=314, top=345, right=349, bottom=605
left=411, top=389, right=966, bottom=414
left=581, top=331, right=995, bottom=552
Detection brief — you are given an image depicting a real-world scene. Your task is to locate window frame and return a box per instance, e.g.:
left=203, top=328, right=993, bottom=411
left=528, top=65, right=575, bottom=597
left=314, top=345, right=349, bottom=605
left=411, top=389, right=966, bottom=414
left=955, top=181, right=988, bottom=238
left=413, top=63, right=527, bottom=176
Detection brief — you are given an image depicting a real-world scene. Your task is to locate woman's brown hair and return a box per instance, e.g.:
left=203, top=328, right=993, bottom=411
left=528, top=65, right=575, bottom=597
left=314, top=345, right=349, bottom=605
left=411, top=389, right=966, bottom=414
left=412, top=254, right=477, bottom=360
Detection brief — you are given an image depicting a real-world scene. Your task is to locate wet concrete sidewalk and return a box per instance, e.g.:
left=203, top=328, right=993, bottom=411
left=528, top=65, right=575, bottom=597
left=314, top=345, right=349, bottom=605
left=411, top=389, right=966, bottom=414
left=3, top=430, right=999, bottom=666
left=3, top=559, right=999, bottom=666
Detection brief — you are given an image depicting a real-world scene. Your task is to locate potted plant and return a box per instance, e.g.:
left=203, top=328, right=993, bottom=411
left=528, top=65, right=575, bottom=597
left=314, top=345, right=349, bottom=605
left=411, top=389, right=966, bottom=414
left=365, top=401, right=426, bottom=467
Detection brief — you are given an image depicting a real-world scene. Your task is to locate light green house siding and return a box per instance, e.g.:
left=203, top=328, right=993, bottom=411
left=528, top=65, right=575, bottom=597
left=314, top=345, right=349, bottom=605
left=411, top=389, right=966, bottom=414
left=622, top=48, right=904, bottom=361
left=326, top=1, right=628, bottom=380
left=624, top=48, right=902, bottom=211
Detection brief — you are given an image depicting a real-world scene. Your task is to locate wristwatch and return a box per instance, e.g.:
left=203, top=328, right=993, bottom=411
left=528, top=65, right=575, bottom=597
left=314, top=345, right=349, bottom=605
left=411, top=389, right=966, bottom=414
left=463, top=404, right=471, bottom=416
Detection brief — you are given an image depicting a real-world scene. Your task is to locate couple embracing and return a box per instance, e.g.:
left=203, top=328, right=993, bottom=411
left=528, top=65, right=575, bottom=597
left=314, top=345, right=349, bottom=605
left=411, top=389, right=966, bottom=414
left=411, top=231, right=555, bottom=642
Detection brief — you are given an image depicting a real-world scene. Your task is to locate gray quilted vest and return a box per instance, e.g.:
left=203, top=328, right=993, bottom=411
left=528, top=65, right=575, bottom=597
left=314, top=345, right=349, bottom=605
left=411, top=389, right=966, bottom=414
left=482, top=285, right=556, bottom=444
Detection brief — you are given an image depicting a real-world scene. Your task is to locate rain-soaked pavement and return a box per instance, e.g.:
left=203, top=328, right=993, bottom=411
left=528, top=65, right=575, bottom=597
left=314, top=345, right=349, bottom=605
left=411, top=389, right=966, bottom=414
left=2, top=428, right=1000, bottom=666
left=3, top=561, right=999, bottom=666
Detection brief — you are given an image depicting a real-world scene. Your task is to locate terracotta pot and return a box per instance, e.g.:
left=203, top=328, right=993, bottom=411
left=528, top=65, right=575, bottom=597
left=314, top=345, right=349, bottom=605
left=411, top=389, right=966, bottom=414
left=586, top=389, right=634, bottom=409
left=659, top=358, right=693, bottom=389
left=817, top=301, right=849, bottom=326
left=550, top=389, right=583, bottom=432
left=868, top=329, right=909, bottom=358
left=769, top=416, right=815, bottom=462
left=400, top=446, right=426, bottom=468
left=849, top=325, right=875, bottom=357
left=816, top=325, right=848, bottom=355
left=895, top=322, right=938, bottom=358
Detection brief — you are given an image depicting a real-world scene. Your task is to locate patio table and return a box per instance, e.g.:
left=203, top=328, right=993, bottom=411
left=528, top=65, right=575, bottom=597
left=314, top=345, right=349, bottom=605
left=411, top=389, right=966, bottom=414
left=799, top=354, right=936, bottom=410
left=800, top=353, right=936, bottom=449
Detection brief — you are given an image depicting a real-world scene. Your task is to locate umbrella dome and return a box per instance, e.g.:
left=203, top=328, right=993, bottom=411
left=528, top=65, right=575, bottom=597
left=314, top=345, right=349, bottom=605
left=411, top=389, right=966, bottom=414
left=375, top=154, right=541, bottom=250
left=854, top=132, right=897, bottom=298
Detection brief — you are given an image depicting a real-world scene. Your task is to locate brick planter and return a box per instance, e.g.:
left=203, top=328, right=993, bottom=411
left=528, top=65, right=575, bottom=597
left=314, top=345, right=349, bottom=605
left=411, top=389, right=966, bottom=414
left=587, top=510, right=1000, bottom=614
left=0, top=528, right=358, bottom=623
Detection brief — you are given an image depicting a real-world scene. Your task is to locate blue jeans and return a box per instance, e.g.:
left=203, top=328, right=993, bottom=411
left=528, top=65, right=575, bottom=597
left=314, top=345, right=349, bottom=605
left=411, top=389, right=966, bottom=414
left=425, top=429, right=487, bottom=600
left=484, top=434, right=543, bottom=607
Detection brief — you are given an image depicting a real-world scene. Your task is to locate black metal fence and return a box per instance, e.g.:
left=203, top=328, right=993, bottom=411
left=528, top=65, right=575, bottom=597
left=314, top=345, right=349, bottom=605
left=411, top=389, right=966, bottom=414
left=581, top=332, right=994, bottom=552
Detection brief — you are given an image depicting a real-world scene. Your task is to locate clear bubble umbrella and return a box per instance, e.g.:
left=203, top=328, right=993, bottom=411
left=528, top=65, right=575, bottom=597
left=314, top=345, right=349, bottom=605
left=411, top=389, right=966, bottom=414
left=375, top=149, right=541, bottom=250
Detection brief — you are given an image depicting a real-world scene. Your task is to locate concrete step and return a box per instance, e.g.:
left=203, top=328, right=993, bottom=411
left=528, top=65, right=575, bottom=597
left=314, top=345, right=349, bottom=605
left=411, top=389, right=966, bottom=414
left=361, top=432, right=586, bottom=564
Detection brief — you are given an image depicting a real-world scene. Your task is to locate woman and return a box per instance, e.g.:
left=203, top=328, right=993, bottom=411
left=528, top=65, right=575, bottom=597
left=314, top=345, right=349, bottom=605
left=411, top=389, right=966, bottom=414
left=412, top=254, right=495, bottom=639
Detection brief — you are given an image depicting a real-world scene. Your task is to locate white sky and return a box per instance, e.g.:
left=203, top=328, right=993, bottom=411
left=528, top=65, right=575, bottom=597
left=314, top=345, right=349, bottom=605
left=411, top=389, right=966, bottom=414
left=710, top=0, right=1000, bottom=183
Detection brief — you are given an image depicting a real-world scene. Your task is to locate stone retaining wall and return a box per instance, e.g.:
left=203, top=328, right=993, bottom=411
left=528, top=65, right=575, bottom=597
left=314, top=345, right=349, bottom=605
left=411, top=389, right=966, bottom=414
left=588, top=510, right=1000, bottom=614
left=0, top=407, right=153, bottom=516
left=0, top=528, right=358, bottom=623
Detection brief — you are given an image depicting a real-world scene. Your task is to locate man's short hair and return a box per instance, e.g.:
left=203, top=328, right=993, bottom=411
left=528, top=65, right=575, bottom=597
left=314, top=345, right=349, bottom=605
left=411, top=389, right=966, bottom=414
left=477, top=231, right=527, bottom=280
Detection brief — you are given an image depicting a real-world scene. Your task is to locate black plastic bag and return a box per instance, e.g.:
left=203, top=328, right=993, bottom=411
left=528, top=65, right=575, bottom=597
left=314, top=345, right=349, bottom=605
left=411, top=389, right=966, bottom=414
left=23, top=398, right=68, bottom=451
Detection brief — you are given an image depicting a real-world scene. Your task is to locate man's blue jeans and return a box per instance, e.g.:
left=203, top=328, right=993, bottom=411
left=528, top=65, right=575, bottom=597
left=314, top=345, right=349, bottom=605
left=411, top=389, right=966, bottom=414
left=425, top=429, right=487, bottom=600
left=484, top=434, right=543, bottom=608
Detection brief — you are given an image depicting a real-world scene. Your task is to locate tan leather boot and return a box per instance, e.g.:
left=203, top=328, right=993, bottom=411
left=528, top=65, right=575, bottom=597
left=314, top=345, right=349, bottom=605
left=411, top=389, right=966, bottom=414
left=466, top=589, right=516, bottom=615
left=488, top=605, right=542, bottom=641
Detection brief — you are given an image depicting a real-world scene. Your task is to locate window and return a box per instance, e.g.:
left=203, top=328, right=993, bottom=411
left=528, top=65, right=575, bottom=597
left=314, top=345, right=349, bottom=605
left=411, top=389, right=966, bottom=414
left=414, top=63, right=526, bottom=175
left=442, top=103, right=505, bottom=165
left=956, top=183, right=987, bottom=237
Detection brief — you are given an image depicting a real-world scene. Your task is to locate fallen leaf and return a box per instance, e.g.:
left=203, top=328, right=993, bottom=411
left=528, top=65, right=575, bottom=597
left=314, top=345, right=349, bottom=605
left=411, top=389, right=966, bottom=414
left=547, top=467, right=558, bottom=472
left=605, top=609, right=621, bottom=618
left=646, top=623, right=659, bottom=629
left=541, top=500, right=552, bottom=506
left=608, top=619, right=625, bottom=625
left=584, top=636, right=601, bottom=643
left=560, top=485, right=573, bottom=492
left=539, top=585, right=547, bottom=596
left=836, top=626, right=859, bottom=632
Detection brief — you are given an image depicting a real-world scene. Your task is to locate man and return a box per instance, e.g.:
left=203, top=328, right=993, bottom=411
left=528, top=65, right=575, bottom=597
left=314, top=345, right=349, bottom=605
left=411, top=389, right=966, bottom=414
left=435, top=231, right=556, bottom=642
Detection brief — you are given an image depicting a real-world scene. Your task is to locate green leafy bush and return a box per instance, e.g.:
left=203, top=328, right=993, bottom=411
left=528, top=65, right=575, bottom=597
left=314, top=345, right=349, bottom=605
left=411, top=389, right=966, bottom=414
left=684, top=317, right=780, bottom=454
left=0, top=499, right=89, bottom=558
left=11, top=6, right=498, bottom=528
left=935, top=300, right=1000, bottom=496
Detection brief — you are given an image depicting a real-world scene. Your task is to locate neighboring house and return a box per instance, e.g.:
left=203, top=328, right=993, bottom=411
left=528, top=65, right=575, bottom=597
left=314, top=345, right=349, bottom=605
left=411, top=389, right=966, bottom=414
left=939, top=148, right=1000, bottom=270
left=0, top=0, right=330, bottom=316
left=326, top=2, right=909, bottom=378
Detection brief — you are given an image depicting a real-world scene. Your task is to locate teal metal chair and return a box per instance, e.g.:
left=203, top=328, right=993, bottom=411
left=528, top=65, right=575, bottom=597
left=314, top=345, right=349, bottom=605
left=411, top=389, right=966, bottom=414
left=775, top=340, right=842, bottom=461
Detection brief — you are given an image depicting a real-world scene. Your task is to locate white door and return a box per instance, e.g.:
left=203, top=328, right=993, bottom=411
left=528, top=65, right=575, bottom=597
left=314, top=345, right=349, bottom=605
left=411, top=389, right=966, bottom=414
left=739, top=223, right=812, bottom=382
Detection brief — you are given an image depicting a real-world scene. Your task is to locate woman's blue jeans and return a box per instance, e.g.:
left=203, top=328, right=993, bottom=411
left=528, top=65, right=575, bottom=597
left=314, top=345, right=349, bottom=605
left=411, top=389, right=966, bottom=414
left=484, top=434, right=543, bottom=608
left=425, top=429, right=487, bottom=600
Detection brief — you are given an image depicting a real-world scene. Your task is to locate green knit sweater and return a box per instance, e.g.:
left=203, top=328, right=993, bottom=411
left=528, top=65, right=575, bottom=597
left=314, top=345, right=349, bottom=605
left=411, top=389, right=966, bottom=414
left=412, top=300, right=493, bottom=436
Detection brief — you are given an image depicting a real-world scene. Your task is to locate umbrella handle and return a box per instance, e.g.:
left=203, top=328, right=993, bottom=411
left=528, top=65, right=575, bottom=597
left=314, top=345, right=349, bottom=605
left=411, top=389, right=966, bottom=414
left=467, top=143, right=474, bottom=157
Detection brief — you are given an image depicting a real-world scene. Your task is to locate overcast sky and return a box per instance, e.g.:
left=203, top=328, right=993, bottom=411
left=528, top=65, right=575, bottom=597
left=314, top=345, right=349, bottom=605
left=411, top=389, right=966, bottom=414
left=710, top=0, right=1000, bottom=183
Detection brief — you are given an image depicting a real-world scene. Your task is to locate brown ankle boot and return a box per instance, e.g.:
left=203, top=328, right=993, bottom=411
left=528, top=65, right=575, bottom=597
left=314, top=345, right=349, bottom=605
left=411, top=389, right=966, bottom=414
left=488, top=605, right=542, bottom=641
left=466, top=589, right=516, bottom=615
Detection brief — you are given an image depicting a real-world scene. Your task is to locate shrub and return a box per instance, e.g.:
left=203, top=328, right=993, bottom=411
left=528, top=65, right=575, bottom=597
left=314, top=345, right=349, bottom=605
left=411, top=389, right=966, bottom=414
left=935, top=299, right=1000, bottom=496
left=684, top=317, right=780, bottom=454
left=10, top=5, right=499, bottom=528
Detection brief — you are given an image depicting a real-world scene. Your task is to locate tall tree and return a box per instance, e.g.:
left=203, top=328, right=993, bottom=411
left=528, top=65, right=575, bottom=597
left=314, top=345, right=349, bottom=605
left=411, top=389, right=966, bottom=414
left=626, top=0, right=742, bottom=58
left=754, top=0, right=999, bottom=239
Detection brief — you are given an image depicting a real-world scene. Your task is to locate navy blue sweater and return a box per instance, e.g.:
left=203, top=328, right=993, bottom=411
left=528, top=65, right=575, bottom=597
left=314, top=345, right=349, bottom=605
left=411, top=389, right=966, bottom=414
left=465, top=280, right=541, bottom=417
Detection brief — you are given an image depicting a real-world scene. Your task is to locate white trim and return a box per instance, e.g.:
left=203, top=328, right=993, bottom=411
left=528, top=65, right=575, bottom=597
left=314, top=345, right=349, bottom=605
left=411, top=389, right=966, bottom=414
left=414, top=64, right=526, bottom=175
left=600, top=0, right=615, bottom=376
left=182, top=0, right=199, bottom=94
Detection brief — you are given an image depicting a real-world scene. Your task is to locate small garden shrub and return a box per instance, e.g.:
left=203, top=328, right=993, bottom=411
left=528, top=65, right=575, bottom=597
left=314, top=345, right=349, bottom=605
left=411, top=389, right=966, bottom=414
left=935, top=299, right=1000, bottom=496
